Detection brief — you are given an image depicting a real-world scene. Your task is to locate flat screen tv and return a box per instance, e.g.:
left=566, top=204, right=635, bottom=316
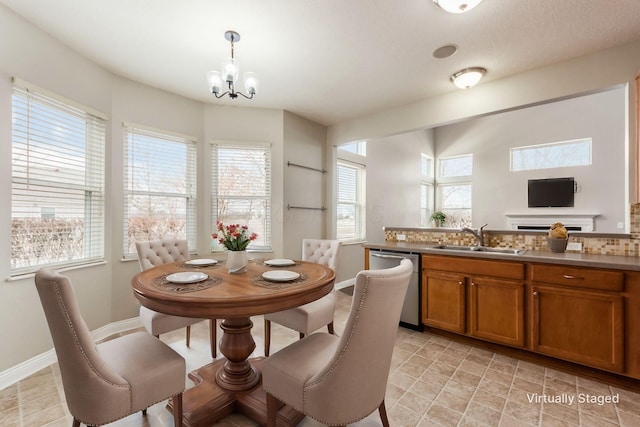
left=528, top=177, right=575, bottom=208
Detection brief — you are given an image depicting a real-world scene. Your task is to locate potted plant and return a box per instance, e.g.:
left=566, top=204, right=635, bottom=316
left=547, top=222, right=569, bottom=253
left=430, top=211, right=447, bottom=227
left=212, top=221, right=258, bottom=273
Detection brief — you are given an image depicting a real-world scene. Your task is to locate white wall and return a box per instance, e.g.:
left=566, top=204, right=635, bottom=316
left=282, top=112, right=327, bottom=262
left=334, top=129, right=435, bottom=282
left=367, top=129, right=436, bottom=239
left=327, top=39, right=640, bottom=205
left=0, top=6, right=304, bottom=373
left=435, top=88, right=626, bottom=231
left=0, top=6, right=114, bottom=370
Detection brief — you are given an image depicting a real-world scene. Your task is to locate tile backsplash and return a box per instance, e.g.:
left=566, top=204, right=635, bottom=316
left=384, top=204, right=640, bottom=257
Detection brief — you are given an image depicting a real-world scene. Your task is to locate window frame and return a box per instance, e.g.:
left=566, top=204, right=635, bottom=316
left=510, top=138, right=593, bottom=172
left=122, top=123, right=198, bottom=258
left=436, top=154, right=473, bottom=227
left=336, top=158, right=366, bottom=243
left=10, top=79, right=106, bottom=276
left=421, top=153, right=435, bottom=226
left=210, top=141, right=272, bottom=252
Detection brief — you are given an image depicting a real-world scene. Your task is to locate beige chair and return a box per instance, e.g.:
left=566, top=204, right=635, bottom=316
left=263, top=239, right=341, bottom=356
left=262, top=258, right=413, bottom=426
left=136, top=239, right=217, bottom=358
left=35, top=268, right=185, bottom=427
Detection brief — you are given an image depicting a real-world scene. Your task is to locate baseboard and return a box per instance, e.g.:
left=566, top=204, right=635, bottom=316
left=0, top=317, right=141, bottom=390
left=335, top=278, right=355, bottom=290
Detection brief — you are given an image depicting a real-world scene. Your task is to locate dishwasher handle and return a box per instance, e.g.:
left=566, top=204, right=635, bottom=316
left=370, top=253, right=407, bottom=260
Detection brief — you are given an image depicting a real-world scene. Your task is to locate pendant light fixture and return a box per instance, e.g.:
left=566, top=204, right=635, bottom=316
left=450, top=67, right=487, bottom=89
left=207, top=31, right=257, bottom=99
left=433, top=0, right=483, bottom=14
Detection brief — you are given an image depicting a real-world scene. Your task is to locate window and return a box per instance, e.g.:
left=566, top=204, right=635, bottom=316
left=123, top=125, right=197, bottom=256
left=421, top=184, right=434, bottom=227
left=421, top=153, right=433, bottom=178
left=437, top=154, right=472, bottom=227
left=438, top=184, right=472, bottom=227
left=211, top=142, right=271, bottom=251
left=421, top=154, right=434, bottom=227
left=439, top=154, right=473, bottom=177
left=336, top=160, right=366, bottom=242
left=338, top=140, right=366, bottom=156
left=11, top=80, right=106, bottom=274
left=511, top=138, right=592, bottom=171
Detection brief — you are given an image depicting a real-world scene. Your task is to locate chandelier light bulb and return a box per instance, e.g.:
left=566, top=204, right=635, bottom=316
left=207, top=71, right=222, bottom=95
left=222, top=58, right=238, bottom=83
left=244, top=72, right=258, bottom=95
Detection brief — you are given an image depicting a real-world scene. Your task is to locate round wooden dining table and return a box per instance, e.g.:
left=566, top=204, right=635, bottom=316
left=131, top=258, right=335, bottom=427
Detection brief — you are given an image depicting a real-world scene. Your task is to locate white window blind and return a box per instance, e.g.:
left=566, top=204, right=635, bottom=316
left=211, top=142, right=271, bottom=251
left=336, top=160, right=365, bottom=242
left=11, top=83, right=106, bottom=274
left=123, top=125, right=197, bottom=256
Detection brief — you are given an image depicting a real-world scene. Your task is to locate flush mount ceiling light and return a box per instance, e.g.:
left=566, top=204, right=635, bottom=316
left=450, top=67, right=487, bottom=89
left=433, top=0, right=483, bottom=14
left=207, top=30, right=257, bottom=99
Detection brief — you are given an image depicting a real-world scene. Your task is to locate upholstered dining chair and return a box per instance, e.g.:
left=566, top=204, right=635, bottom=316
left=35, top=268, right=185, bottom=427
left=262, top=258, right=413, bottom=426
left=263, top=238, right=342, bottom=356
left=136, top=239, right=217, bottom=358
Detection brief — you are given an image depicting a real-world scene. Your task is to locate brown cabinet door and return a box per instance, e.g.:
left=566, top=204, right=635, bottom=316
left=531, top=284, right=624, bottom=372
left=469, top=277, right=525, bottom=347
left=422, top=270, right=466, bottom=333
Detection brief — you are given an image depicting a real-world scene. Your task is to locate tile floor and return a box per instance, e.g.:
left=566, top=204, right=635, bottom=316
left=3, top=288, right=640, bottom=427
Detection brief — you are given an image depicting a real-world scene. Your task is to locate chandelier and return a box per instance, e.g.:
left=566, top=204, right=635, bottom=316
left=207, top=31, right=257, bottom=99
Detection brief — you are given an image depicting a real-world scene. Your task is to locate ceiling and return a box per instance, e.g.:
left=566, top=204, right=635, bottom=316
left=2, top=0, right=640, bottom=126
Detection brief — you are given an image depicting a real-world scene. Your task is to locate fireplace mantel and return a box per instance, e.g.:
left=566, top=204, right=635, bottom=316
left=505, top=212, right=600, bottom=232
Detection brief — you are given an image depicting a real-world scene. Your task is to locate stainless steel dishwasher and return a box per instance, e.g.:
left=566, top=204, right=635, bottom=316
left=368, top=249, right=422, bottom=330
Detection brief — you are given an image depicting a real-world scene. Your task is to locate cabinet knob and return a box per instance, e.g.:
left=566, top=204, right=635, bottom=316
left=563, top=274, right=584, bottom=280
left=533, top=291, right=538, bottom=296
left=458, top=281, right=463, bottom=285
left=471, top=282, right=475, bottom=286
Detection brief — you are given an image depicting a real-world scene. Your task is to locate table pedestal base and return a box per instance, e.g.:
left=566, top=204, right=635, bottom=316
left=168, top=358, right=304, bottom=427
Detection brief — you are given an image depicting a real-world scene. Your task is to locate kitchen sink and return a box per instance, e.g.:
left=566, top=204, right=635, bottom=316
left=431, top=245, right=527, bottom=255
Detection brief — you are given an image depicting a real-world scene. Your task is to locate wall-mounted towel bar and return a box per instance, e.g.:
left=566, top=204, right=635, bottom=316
left=287, top=161, right=326, bottom=174
left=287, top=204, right=326, bottom=211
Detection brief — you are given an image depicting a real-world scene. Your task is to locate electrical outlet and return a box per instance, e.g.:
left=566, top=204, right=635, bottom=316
left=567, top=242, right=582, bottom=251
left=397, top=234, right=406, bottom=241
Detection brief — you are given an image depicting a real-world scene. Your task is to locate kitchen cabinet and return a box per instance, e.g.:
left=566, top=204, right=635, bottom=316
left=469, top=276, right=525, bottom=347
left=530, top=264, right=625, bottom=372
left=423, top=270, right=465, bottom=333
left=422, top=255, right=525, bottom=347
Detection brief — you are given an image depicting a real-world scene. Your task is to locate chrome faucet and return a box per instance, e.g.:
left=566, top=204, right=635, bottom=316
left=460, top=223, right=488, bottom=247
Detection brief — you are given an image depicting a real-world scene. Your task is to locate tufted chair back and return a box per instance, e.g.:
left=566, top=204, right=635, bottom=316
left=136, top=239, right=191, bottom=271
left=301, top=239, right=341, bottom=271
left=35, top=268, right=185, bottom=426
left=263, top=259, right=413, bottom=425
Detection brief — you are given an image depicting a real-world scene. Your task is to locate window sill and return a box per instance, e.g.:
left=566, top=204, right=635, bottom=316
left=6, top=260, right=108, bottom=282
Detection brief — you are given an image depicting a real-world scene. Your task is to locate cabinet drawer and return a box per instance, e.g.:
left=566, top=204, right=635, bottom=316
left=531, top=264, right=623, bottom=291
left=423, top=255, right=524, bottom=280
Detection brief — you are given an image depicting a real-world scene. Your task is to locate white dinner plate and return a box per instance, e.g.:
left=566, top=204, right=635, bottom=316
left=264, top=258, right=296, bottom=267
left=185, top=259, right=218, bottom=266
left=262, top=270, right=300, bottom=282
left=166, top=272, right=208, bottom=284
